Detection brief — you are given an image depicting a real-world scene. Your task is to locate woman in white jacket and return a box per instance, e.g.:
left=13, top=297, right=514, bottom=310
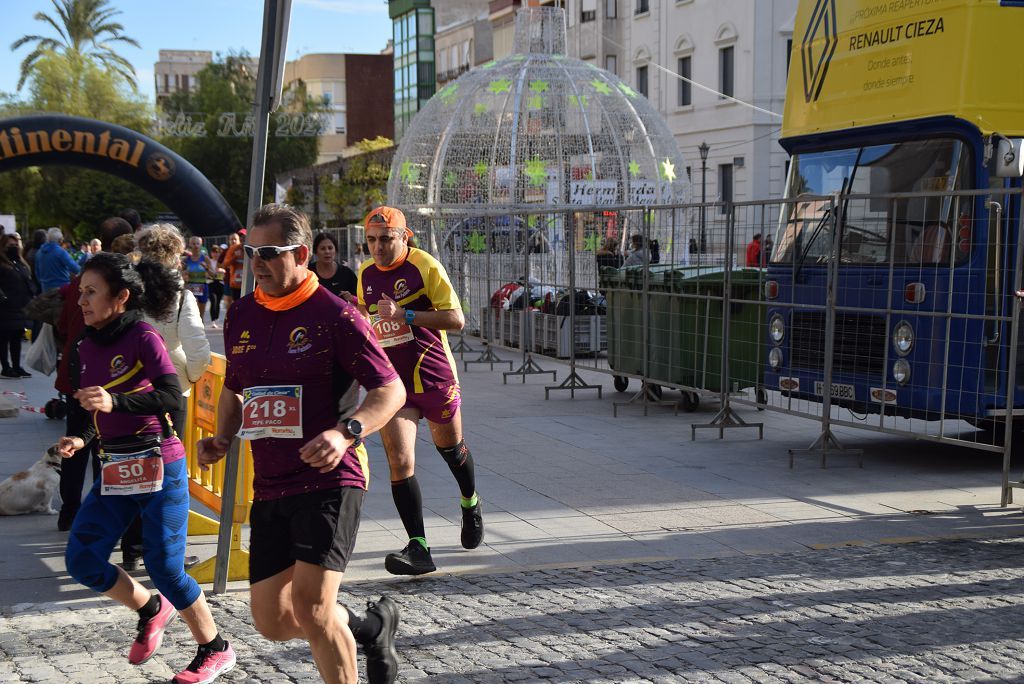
left=135, top=224, right=212, bottom=435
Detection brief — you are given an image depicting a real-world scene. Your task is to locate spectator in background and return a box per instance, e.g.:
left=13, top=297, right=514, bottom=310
left=746, top=233, right=763, bottom=267
left=182, top=236, right=214, bottom=323
left=208, top=244, right=225, bottom=327
left=623, top=234, right=650, bottom=267
left=311, top=232, right=358, bottom=299
left=25, top=229, right=46, bottom=278
left=221, top=230, right=245, bottom=312
left=595, top=237, right=623, bottom=270
left=119, top=208, right=142, bottom=234
left=35, top=227, right=80, bottom=292
left=0, top=233, right=36, bottom=379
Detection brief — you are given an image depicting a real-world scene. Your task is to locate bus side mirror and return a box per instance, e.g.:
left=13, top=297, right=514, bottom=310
left=993, top=137, right=1024, bottom=178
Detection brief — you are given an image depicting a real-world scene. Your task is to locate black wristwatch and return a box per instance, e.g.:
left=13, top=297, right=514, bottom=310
left=343, top=418, right=363, bottom=447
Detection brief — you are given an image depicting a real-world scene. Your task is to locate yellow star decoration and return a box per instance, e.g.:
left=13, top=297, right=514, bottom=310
left=474, top=103, right=488, bottom=115
left=628, top=160, right=641, bottom=178
left=569, top=94, right=588, bottom=108
left=488, top=79, right=512, bottom=94
left=529, top=80, right=550, bottom=93
left=528, top=94, right=544, bottom=110
left=591, top=79, right=612, bottom=96
left=618, top=83, right=639, bottom=98
left=659, top=158, right=676, bottom=182
left=525, top=158, right=548, bottom=186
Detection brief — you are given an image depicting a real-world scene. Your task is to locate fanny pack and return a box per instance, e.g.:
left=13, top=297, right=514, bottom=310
left=98, top=433, right=164, bottom=458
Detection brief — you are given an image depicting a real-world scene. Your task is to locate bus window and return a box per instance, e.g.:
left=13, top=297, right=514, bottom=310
left=772, top=139, right=972, bottom=266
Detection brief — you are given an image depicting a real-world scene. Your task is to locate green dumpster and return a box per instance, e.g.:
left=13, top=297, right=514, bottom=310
left=601, top=265, right=764, bottom=393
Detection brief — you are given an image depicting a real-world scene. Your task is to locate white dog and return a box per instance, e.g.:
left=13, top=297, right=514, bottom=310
left=0, top=447, right=62, bottom=516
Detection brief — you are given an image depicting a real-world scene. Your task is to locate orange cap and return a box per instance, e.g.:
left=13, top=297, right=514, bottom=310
left=365, top=206, right=413, bottom=238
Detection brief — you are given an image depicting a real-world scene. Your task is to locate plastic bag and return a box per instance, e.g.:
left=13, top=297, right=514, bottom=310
left=25, top=323, right=58, bottom=376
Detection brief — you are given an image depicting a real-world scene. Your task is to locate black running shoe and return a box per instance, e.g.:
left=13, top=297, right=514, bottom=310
left=460, top=502, right=484, bottom=549
left=13, top=367, right=31, bottom=378
left=363, top=596, right=400, bottom=684
left=384, top=541, right=436, bottom=576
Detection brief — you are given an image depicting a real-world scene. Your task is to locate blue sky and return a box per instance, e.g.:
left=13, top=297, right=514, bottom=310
left=0, top=0, right=393, bottom=102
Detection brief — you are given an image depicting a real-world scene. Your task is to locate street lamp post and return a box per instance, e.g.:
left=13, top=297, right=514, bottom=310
left=698, top=141, right=709, bottom=253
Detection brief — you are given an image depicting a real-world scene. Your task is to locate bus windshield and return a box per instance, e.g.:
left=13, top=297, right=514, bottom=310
left=772, top=139, right=973, bottom=266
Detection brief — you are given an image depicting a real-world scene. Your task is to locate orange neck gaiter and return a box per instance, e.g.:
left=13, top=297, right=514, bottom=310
left=254, top=270, right=319, bottom=311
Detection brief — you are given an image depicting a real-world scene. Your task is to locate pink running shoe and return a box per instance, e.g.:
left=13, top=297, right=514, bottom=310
left=128, top=595, right=177, bottom=665
left=173, top=643, right=236, bottom=684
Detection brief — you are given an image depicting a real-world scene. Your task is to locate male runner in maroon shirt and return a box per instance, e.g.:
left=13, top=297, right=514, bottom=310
left=198, top=204, right=406, bottom=684
left=358, top=206, right=485, bottom=576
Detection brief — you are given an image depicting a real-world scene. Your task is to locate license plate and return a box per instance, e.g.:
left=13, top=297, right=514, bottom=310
left=814, top=381, right=856, bottom=400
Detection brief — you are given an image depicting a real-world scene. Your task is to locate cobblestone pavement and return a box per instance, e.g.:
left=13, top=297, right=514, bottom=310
left=3, top=536, right=1024, bottom=683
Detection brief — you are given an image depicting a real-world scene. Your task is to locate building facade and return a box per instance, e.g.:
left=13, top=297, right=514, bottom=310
left=389, top=0, right=491, bottom=140
left=435, top=12, right=493, bottom=88
left=283, top=53, right=394, bottom=164
left=154, top=50, right=212, bottom=105
left=626, top=0, right=797, bottom=204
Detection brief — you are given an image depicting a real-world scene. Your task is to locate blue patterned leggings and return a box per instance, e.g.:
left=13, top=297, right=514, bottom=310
left=65, top=458, right=201, bottom=610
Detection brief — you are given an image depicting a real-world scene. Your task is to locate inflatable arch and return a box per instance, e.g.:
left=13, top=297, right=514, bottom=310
left=0, top=114, right=241, bottom=237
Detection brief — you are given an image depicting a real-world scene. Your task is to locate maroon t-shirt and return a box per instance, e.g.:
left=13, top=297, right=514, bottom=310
left=77, top=320, right=185, bottom=464
left=224, top=286, right=398, bottom=500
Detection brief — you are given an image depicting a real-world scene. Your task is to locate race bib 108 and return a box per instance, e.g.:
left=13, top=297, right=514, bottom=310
left=370, top=314, right=415, bottom=348
left=240, top=385, right=303, bottom=439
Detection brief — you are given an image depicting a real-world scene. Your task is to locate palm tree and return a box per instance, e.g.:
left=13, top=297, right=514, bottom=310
left=11, top=0, right=141, bottom=91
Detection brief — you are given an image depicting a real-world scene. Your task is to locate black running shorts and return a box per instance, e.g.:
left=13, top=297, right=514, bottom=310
left=249, top=486, right=364, bottom=584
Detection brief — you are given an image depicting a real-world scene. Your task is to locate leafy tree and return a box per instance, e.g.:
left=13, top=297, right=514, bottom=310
left=160, top=54, right=323, bottom=222
left=323, top=137, right=393, bottom=225
left=11, top=0, right=140, bottom=91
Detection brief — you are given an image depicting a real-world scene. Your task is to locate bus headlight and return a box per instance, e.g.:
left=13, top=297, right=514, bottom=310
left=893, top=358, right=911, bottom=385
left=769, top=314, right=785, bottom=344
left=769, top=347, right=783, bottom=370
left=892, top=321, right=914, bottom=356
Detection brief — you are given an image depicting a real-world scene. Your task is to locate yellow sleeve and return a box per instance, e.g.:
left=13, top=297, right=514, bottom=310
left=356, top=262, right=368, bottom=307
left=418, top=252, right=460, bottom=311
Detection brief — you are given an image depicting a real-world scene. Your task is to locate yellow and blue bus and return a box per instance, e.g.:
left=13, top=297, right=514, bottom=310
left=765, top=0, right=1024, bottom=425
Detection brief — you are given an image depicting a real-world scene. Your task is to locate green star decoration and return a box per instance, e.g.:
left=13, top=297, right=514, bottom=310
left=525, top=158, right=548, bottom=186
left=444, top=171, right=458, bottom=188
left=467, top=231, right=487, bottom=253
left=591, top=79, right=612, bottom=95
left=474, top=161, right=489, bottom=177
left=659, top=158, right=676, bottom=182
left=400, top=161, right=420, bottom=185
left=481, top=61, right=497, bottom=69
left=529, top=80, right=549, bottom=93
left=488, top=79, right=512, bottom=94
left=618, top=83, right=639, bottom=98
left=628, top=160, right=641, bottom=178
left=569, top=94, right=588, bottom=108
left=474, top=102, right=488, bottom=115
left=583, top=170, right=593, bottom=181
left=528, top=94, right=544, bottom=110
left=527, top=214, right=539, bottom=228
left=583, top=233, right=599, bottom=252
left=438, top=83, right=459, bottom=105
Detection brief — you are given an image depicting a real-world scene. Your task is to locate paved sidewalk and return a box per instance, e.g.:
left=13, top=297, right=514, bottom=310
left=3, top=331, right=1024, bottom=681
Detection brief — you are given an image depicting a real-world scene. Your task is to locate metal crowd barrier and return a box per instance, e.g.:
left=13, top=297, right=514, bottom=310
left=421, top=192, right=1024, bottom=497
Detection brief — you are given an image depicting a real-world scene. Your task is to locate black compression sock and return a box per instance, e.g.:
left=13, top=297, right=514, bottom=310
left=137, top=594, right=160, bottom=620
left=391, top=475, right=426, bottom=540
left=347, top=607, right=383, bottom=644
left=200, top=634, right=227, bottom=651
left=438, top=442, right=477, bottom=499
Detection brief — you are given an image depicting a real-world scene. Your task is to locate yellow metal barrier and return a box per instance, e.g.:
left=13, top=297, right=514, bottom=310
left=181, top=353, right=254, bottom=583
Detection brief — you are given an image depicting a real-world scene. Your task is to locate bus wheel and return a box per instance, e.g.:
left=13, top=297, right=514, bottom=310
left=678, top=391, right=699, bottom=413
left=613, top=376, right=629, bottom=392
